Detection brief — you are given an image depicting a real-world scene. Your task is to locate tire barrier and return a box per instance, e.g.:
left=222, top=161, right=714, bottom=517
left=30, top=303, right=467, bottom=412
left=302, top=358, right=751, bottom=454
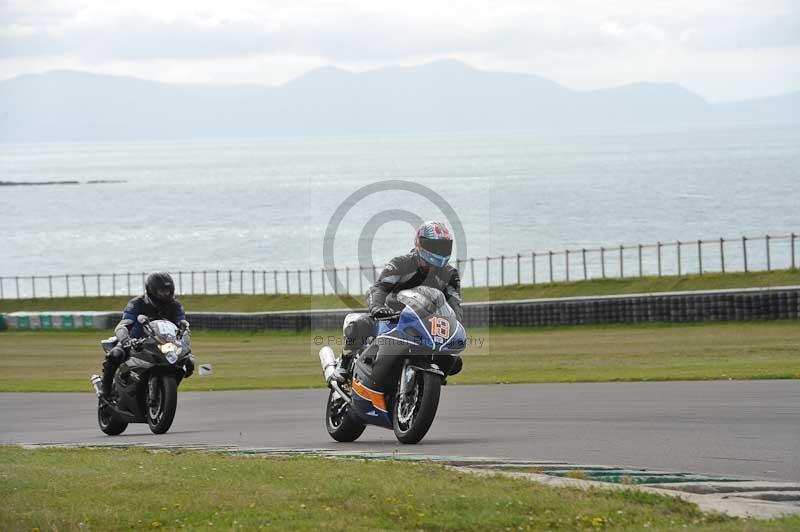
left=2, top=286, right=797, bottom=332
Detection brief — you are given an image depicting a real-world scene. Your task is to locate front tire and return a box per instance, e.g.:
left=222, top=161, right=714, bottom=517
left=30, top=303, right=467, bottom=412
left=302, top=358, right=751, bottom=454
left=325, top=389, right=366, bottom=442
left=393, top=370, right=441, bottom=444
left=146, top=375, right=177, bottom=434
left=97, top=400, right=128, bottom=436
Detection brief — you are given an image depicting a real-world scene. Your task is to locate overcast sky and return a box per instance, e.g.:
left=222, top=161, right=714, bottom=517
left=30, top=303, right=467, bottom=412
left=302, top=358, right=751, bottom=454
left=1, top=0, right=798, bottom=102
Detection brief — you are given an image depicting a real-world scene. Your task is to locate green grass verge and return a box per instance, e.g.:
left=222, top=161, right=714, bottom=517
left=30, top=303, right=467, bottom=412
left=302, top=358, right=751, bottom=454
left=1, top=321, right=798, bottom=392
left=1, top=269, right=798, bottom=313
left=3, top=446, right=799, bottom=531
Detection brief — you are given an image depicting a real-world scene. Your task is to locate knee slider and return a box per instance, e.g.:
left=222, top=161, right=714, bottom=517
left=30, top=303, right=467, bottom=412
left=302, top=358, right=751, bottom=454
left=108, top=346, right=125, bottom=362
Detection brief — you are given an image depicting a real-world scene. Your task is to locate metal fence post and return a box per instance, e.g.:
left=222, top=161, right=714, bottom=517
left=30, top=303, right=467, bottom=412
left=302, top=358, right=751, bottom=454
left=66, top=274, right=70, bottom=297
left=657, top=242, right=662, bottom=277
left=308, top=269, right=313, bottom=295
left=500, top=256, right=505, bottom=286
left=742, top=236, right=748, bottom=272
left=333, top=268, right=338, bottom=294
left=719, top=238, right=725, bottom=273
left=548, top=251, right=553, bottom=283
left=485, top=257, right=490, bottom=286
left=765, top=235, right=771, bottom=271
left=470, top=258, right=475, bottom=287
left=274, top=270, right=278, bottom=294
left=238, top=270, right=243, bottom=294
left=228, top=270, right=232, bottom=294
left=190, top=271, right=194, bottom=295
left=565, top=250, right=570, bottom=281
left=345, top=267, right=350, bottom=294
left=81, top=274, right=86, bottom=297
left=177, top=272, right=182, bottom=295
left=638, top=244, right=643, bottom=277
left=297, top=270, right=301, bottom=294
left=48, top=275, right=53, bottom=298
left=697, top=240, right=703, bottom=275
left=204, top=271, right=208, bottom=295
left=262, top=270, right=266, bottom=295
left=215, top=270, right=219, bottom=294
left=0, top=277, right=4, bottom=299
left=31, top=276, right=36, bottom=299
left=96, top=274, right=101, bottom=296
left=531, top=253, right=536, bottom=284
left=359, top=267, right=364, bottom=294
left=251, top=270, right=256, bottom=294
left=112, top=273, right=116, bottom=295
left=14, top=276, right=19, bottom=298
left=580, top=249, right=586, bottom=280
left=285, top=270, right=290, bottom=294
left=516, top=254, right=521, bottom=284
left=677, top=241, right=682, bottom=276
left=321, top=269, right=325, bottom=296
left=600, top=247, right=605, bottom=278
left=372, top=265, right=378, bottom=282
left=619, top=245, right=624, bottom=278
left=792, top=233, right=796, bottom=270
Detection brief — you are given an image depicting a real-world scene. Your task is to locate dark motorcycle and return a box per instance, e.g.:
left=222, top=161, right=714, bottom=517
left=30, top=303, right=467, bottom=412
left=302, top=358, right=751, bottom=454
left=90, top=315, right=194, bottom=435
left=319, top=286, right=467, bottom=444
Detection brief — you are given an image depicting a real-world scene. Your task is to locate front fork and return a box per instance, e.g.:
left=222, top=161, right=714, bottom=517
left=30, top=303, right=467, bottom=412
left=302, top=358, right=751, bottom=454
left=399, top=359, right=416, bottom=397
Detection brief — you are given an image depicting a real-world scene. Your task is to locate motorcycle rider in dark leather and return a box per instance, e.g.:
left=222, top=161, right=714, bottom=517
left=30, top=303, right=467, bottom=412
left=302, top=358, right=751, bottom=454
left=332, top=221, right=463, bottom=383
left=100, top=272, right=193, bottom=397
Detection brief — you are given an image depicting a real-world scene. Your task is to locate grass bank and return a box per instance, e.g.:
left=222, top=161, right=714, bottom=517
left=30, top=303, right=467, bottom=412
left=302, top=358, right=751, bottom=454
left=1, top=321, right=798, bottom=392
left=1, top=269, right=798, bottom=314
left=4, top=446, right=798, bottom=531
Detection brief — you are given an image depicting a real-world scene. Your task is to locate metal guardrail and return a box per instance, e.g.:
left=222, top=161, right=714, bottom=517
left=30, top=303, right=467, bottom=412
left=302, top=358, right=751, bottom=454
left=4, top=286, right=798, bottom=330
left=0, top=232, right=797, bottom=299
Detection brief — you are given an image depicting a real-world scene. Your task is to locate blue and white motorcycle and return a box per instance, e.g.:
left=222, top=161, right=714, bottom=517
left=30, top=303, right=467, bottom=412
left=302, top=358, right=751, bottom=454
left=319, top=286, right=466, bottom=444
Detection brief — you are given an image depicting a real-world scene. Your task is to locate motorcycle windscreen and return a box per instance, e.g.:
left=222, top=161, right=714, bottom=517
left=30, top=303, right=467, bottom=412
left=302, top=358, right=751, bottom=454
left=151, top=320, right=178, bottom=343
left=396, top=287, right=460, bottom=350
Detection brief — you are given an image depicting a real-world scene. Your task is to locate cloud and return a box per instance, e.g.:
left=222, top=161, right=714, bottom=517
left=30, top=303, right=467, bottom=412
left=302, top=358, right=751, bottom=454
left=0, top=0, right=798, bottom=100
left=2, top=1, right=797, bottom=62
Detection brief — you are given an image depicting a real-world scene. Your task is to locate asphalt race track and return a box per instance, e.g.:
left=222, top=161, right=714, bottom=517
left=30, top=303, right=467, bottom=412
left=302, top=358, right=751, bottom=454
left=2, top=381, right=798, bottom=482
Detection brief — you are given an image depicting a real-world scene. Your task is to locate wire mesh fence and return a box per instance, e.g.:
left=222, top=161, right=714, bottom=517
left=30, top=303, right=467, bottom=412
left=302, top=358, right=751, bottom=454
left=1, top=232, right=797, bottom=299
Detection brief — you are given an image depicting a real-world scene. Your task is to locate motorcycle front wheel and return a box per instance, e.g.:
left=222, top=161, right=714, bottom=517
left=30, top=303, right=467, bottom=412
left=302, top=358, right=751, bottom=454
left=392, top=369, right=441, bottom=444
left=325, top=389, right=366, bottom=442
left=146, top=375, right=178, bottom=434
left=97, top=400, right=128, bottom=436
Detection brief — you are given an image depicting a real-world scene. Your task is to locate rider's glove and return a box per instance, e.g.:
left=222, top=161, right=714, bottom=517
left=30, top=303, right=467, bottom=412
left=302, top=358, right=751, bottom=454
left=121, top=338, right=136, bottom=350
left=370, top=305, right=398, bottom=320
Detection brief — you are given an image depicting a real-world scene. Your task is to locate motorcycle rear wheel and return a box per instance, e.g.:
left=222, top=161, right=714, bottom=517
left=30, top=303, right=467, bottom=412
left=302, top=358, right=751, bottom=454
left=393, top=370, right=441, bottom=444
left=146, top=375, right=178, bottom=434
left=325, top=389, right=366, bottom=442
left=97, top=400, right=128, bottom=436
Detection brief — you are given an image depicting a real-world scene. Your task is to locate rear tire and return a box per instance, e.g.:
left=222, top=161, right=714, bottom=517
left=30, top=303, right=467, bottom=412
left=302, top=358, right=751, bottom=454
left=147, top=375, right=178, bottom=434
left=393, top=370, right=441, bottom=444
left=325, top=389, right=366, bottom=442
left=97, top=400, right=128, bottom=436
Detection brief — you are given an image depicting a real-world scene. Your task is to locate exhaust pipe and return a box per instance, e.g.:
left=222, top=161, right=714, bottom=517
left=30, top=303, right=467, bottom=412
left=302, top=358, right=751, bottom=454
left=90, top=374, right=103, bottom=397
left=319, top=346, right=337, bottom=384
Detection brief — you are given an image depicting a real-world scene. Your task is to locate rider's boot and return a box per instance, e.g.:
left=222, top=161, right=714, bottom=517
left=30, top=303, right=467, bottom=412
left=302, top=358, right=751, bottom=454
left=100, top=346, right=124, bottom=398
left=330, top=353, right=353, bottom=384
left=99, top=368, right=113, bottom=398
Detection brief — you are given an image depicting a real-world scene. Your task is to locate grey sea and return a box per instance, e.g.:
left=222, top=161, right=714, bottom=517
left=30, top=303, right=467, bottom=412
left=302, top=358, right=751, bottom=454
left=1, top=122, right=799, bottom=296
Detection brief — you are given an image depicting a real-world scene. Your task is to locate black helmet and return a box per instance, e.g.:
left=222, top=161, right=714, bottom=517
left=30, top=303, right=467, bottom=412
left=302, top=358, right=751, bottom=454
left=145, top=272, right=175, bottom=306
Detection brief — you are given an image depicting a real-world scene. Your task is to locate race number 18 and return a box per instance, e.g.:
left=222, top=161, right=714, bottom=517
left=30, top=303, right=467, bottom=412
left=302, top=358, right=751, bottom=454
left=429, top=317, right=450, bottom=338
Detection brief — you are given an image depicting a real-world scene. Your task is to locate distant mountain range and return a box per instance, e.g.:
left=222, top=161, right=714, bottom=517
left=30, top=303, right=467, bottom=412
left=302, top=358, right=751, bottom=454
left=1, top=60, right=797, bottom=141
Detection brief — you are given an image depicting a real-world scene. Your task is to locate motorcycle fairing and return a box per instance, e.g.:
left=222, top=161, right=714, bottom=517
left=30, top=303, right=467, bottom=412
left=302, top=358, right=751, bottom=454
left=350, top=378, right=393, bottom=428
